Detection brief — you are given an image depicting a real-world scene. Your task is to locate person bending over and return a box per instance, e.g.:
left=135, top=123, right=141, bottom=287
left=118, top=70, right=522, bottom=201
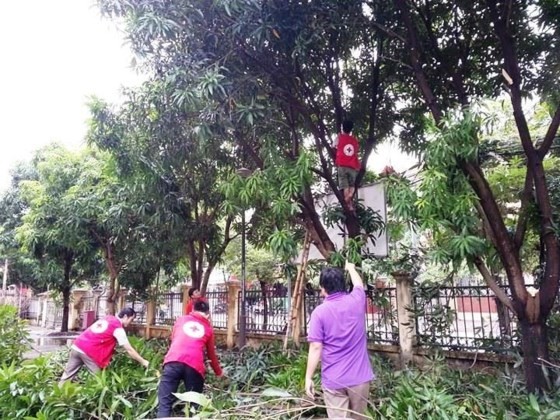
left=59, top=307, right=149, bottom=385
left=157, top=300, right=223, bottom=418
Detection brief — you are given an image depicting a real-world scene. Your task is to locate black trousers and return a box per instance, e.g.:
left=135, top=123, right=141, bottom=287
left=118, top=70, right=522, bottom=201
left=157, top=362, right=204, bottom=418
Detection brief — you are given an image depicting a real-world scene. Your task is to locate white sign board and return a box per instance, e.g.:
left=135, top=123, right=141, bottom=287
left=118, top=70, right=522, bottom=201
left=305, top=182, right=388, bottom=260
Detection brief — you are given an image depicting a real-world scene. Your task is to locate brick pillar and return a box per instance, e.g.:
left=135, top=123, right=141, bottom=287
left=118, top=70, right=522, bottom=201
left=41, top=295, right=48, bottom=328
left=116, top=289, right=127, bottom=314
left=393, top=271, right=416, bottom=367
left=145, top=296, right=156, bottom=339
left=69, top=289, right=88, bottom=331
left=226, top=281, right=240, bottom=349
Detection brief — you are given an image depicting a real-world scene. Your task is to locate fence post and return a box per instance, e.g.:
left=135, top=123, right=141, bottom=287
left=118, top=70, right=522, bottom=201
left=69, top=289, right=88, bottom=331
left=393, top=271, right=416, bottom=367
left=145, top=294, right=156, bottom=339
left=40, top=294, right=49, bottom=328
left=116, top=289, right=127, bottom=314
left=226, top=281, right=240, bottom=349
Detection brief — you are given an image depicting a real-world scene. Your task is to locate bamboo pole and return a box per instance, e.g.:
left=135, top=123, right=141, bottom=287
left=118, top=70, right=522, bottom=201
left=283, top=232, right=311, bottom=351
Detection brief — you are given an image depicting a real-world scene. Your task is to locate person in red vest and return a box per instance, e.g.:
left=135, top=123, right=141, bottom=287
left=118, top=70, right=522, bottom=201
left=184, top=286, right=208, bottom=315
left=59, top=307, right=149, bottom=385
left=334, top=120, right=361, bottom=211
left=157, top=300, right=223, bottom=418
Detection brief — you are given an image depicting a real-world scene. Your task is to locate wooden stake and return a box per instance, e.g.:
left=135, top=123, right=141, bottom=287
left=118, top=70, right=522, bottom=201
left=283, top=231, right=311, bottom=351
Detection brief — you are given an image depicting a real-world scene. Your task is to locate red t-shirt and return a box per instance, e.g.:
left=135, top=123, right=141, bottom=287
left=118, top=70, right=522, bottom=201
left=163, top=313, right=222, bottom=377
left=335, top=133, right=360, bottom=171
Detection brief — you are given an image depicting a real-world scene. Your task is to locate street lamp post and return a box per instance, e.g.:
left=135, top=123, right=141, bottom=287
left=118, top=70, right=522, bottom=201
left=237, top=167, right=252, bottom=349
left=238, top=208, right=247, bottom=348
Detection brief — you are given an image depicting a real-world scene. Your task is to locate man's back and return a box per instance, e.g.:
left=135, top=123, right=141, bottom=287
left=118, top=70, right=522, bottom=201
left=308, top=287, right=374, bottom=389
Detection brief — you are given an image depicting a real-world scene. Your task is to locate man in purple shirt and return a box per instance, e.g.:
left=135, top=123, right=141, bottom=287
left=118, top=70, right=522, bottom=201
left=305, top=261, right=374, bottom=419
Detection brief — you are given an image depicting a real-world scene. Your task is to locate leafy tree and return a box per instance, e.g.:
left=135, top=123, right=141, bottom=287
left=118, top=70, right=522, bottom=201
left=16, top=145, right=99, bottom=332
left=97, top=0, right=391, bottom=262
left=96, top=0, right=560, bottom=390
left=384, top=0, right=560, bottom=391
left=87, top=90, right=236, bottom=292
left=64, top=144, right=185, bottom=312
left=0, top=163, right=42, bottom=291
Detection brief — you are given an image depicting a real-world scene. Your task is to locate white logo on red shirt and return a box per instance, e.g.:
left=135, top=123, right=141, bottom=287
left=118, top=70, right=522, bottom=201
left=343, top=144, right=355, bottom=156
left=91, top=319, right=109, bottom=334
left=183, top=321, right=205, bottom=338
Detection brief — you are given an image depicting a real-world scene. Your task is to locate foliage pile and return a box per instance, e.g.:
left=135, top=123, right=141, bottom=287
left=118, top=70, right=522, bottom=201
left=0, top=337, right=163, bottom=419
left=2, top=328, right=560, bottom=419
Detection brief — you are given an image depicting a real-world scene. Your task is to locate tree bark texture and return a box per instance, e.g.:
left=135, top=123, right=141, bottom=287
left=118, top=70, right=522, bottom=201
left=519, top=319, right=551, bottom=392
left=394, top=0, right=560, bottom=391
left=60, top=257, right=73, bottom=333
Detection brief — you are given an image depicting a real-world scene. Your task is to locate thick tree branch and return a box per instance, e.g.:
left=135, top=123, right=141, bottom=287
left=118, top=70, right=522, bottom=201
left=537, top=104, right=560, bottom=158
left=394, top=0, right=443, bottom=123
left=371, top=21, right=407, bottom=43
left=413, top=1, right=469, bottom=106
left=473, top=257, right=514, bottom=312
left=357, top=33, right=384, bottom=187
left=513, top=170, right=533, bottom=251
left=474, top=201, right=499, bottom=249
left=461, top=160, right=527, bottom=307
left=487, top=0, right=560, bottom=313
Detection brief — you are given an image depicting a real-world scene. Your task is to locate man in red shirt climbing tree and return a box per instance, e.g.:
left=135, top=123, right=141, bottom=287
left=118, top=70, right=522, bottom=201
left=157, top=300, right=223, bottom=418
left=334, top=120, right=361, bottom=211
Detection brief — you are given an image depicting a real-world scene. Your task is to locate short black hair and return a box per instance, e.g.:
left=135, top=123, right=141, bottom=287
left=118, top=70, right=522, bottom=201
left=118, top=307, right=136, bottom=318
left=194, top=300, right=210, bottom=313
left=342, top=120, right=354, bottom=134
left=319, top=268, right=346, bottom=295
left=188, top=287, right=199, bottom=298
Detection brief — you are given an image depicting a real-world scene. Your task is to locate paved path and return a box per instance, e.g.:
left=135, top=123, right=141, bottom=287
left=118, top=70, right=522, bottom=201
left=23, top=324, right=78, bottom=359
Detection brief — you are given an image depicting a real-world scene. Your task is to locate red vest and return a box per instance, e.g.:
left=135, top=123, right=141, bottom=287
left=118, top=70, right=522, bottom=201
left=335, top=133, right=360, bottom=170
left=164, top=313, right=222, bottom=377
left=74, top=315, right=121, bottom=368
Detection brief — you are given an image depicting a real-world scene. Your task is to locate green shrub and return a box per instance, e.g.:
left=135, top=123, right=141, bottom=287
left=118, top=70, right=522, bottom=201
left=0, top=304, right=30, bottom=365
left=3, top=335, right=560, bottom=419
left=0, top=338, right=162, bottom=419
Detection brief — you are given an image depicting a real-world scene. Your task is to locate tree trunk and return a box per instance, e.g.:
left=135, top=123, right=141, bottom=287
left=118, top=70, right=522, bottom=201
left=60, top=254, right=74, bottom=333
left=519, top=319, right=551, bottom=392
left=105, top=246, right=119, bottom=315
left=61, top=285, right=71, bottom=333
left=187, top=243, right=201, bottom=289
left=345, top=209, right=361, bottom=239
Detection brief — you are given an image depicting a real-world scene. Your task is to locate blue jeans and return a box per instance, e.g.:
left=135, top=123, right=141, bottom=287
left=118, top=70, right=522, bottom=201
left=157, top=362, right=204, bottom=418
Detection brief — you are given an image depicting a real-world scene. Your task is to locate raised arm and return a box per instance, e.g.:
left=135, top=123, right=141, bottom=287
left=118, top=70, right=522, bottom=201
left=345, top=261, right=364, bottom=288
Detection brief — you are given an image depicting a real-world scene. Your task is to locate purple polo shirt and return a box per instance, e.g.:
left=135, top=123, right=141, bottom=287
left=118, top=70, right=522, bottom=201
left=307, top=286, right=374, bottom=390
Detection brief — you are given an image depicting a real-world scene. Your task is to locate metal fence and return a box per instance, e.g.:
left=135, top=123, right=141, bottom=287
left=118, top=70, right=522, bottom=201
left=241, top=290, right=290, bottom=335
left=366, top=287, right=400, bottom=345
left=30, top=282, right=535, bottom=355
left=412, top=285, right=517, bottom=352
left=20, top=297, right=40, bottom=321
left=303, top=290, right=322, bottom=336
left=45, top=300, right=63, bottom=329
left=125, top=298, right=147, bottom=324
left=206, top=290, right=227, bottom=329
left=155, top=292, right=183, bottom=326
